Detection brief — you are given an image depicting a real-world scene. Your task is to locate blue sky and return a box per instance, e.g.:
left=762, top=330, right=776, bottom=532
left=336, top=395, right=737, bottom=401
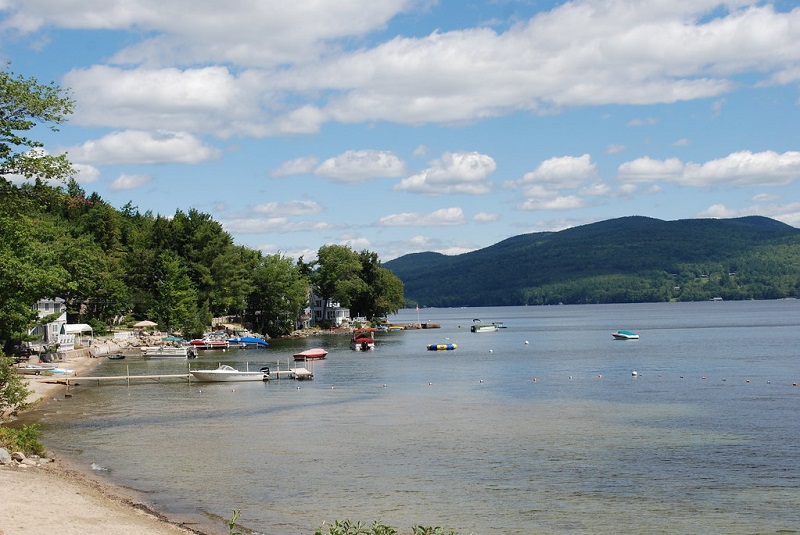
left=2, top=1, right=799, bottom=261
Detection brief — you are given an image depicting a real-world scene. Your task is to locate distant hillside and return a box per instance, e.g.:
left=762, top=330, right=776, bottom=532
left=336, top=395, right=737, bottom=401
left=384, top=216, right=800, bottom=307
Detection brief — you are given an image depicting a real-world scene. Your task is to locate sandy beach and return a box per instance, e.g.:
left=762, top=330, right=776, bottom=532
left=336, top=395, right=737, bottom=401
left=1, top=347, right=213, bottom=535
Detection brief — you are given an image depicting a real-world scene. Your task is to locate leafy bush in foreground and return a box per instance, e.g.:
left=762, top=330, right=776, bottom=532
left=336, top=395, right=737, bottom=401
left=0, top=423, right=46, bottom=456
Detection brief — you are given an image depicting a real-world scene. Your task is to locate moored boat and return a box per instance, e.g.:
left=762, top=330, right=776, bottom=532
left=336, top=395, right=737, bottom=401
left=612, top=330, right=639, bottom=340
left=351, top=332, right=375, bottom=351
left=190, top=363, right=270, bottom=382
left=293, top=348, right=328, bottom=360
left=227, top=336, right=269, bottom=348
left=141, top=346, right=197, bottom=358
left=470, top=319, right=498, bottom=333
left=189, top=338, right=230, bottom=350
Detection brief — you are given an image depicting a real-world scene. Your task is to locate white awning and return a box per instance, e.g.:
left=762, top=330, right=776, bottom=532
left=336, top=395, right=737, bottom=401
left=62, top=323, right=93, bottom=336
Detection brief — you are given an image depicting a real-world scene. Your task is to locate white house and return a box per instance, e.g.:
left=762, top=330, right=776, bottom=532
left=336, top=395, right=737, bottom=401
left=309, top=293, right=350, bottom=327
left=27, top=298, right=93, bottom=351
left=27, top=298, right=67, bottom=350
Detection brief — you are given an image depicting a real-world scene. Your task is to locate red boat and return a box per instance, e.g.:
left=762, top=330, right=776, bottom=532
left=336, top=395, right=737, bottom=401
left=189, top=338, right=230, bottom=350
left=351, top=332, right=375, bottom=351
left=293, top=348, right=328, bottom=360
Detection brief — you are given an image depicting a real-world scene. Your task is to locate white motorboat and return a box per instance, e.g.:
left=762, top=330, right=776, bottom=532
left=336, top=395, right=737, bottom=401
left=141, top=346, right=196, bottom=358
left=190, top=364, right=270, bottom=382
left=470, top=319, right=498, bottom=333
left=612, top=330, right=639, bottom=340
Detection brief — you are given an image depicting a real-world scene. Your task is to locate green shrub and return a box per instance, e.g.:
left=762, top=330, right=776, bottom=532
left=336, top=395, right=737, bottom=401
left=0, top=423, right=46, bottom=456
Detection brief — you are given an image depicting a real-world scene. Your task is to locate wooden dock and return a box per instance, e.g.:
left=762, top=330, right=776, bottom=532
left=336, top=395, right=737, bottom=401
left=37, top=361, right=314, bottom=386
left=39, top=373, right=193, bottom=386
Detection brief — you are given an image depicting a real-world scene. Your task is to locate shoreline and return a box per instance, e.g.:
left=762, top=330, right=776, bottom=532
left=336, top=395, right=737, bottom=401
left=2, top=346, right=220, bottom=535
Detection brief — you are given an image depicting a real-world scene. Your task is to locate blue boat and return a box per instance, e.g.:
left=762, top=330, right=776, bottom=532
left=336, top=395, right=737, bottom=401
left=228, top=336, right=269, bottom=348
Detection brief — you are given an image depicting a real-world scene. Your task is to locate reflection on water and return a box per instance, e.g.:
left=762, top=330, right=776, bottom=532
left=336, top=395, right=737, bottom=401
left=25, top=301, right=800, bottom=534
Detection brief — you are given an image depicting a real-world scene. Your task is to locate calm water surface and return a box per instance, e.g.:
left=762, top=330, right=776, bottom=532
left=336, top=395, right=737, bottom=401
left=26, top=301, right=800, bottom=534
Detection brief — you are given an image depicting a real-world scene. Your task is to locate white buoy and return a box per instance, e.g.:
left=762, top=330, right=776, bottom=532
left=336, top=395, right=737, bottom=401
left=524, top=340, right=529, bottom=345
left=631, top=371, right=638, bottom=377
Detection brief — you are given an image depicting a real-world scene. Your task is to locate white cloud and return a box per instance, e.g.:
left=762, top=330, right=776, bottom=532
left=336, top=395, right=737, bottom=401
left=314, top=150, right=406, bottom=183
left=252, top=200, right=323, bottom=216
left=698, top=201, right=800, bottom=227
left=619, top=150, right=800, bottom=187
left=337, top=234, right=372, bottom=250
left=627, top=117, right=659, bottom=127
left=14, top=1, right=796, bottom=134
left=73, top=163, right=100, bottom=184
left=67, top=130, right=221, bottom=165
left=270, top=156, right=319, bottom=177
left=519, top=195, right=584, bottom=211
left=516, top=154, right=596, bottom=188
left=474, top=212, right=499, bottom=223
left=2, top=0, right=419, bottom=67
left=378, top=207, right=467, bottom=227
left=223, top=218, right=342, bottom=234
left=617, top=156, right=686, bottom=182
left=509, top=154, right=601, bottom=211
left=109, top=174, right=153, bottom=191
left=63, top=66, right=252, bottom=134
left=395, top=152, right=496, bottom=194
left=752, top=193, right=781, bottom=202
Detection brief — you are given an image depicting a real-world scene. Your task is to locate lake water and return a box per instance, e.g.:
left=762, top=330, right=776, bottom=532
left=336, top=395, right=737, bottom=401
left=24, top=301, right=800, bottom=534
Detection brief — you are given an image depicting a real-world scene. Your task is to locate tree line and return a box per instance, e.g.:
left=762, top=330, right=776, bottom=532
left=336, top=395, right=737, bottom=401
left=0, top=65, right=404, bottom=354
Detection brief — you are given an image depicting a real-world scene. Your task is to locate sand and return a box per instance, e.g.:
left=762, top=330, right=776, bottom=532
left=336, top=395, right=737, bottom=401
left=1, top=350, right=214, bottom=535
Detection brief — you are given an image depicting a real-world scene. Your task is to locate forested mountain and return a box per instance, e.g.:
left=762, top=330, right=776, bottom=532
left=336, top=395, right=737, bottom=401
left=384, top=216, right=800, bottom=307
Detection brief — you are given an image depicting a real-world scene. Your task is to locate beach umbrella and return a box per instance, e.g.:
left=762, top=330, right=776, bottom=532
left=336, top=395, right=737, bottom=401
left=133, top=320, right=157, bottom=328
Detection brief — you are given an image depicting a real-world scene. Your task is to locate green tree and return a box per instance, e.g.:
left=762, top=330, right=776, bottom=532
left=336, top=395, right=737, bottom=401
left=0, top=67, right=75, bottom=350
left=1, top=64, right=74, bottom=182
left=149, top=251, right=200, bottom=334
left=245, top=254, right=309, bottom=337
left=0, top=203, right=71, bottom=351
left=349, top=250, right=405, bottom=320
left=0, top=355, right=33, bottom=418
left=313, top=245, right=366, bottom=324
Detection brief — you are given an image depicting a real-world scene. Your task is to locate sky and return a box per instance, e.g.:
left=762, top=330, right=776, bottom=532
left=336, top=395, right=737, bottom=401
left=2, top=0, right=800, bottom=262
